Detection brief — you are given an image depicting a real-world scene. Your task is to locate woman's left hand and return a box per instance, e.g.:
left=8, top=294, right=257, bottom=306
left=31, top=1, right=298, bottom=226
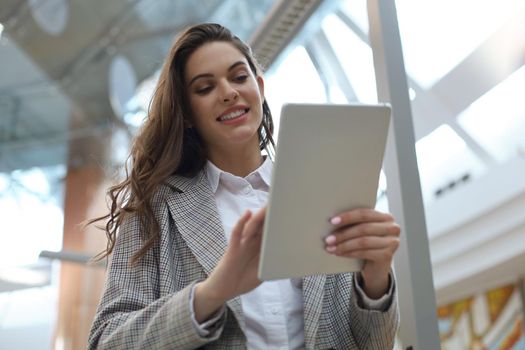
left=324, top=208, right=401, bottom=299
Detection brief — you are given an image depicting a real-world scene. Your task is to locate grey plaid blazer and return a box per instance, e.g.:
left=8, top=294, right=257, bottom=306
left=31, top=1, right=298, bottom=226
left=88, top=170, right=399, bottom=349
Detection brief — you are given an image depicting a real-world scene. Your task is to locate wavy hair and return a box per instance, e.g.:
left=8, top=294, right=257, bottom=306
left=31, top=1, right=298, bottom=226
left=91, top=23, right=275, bottom=265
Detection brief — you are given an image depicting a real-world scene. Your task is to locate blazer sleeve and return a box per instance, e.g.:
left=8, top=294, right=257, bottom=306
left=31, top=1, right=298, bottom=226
left=87, top=200, right=226, bottom=350
left=347, top=271, right=400, bottom=349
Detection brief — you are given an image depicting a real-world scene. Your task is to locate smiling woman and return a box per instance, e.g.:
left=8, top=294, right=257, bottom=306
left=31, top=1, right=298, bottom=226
left=185, top=41, right=266, bottom=175
left=87, top=23, right=400, bottom=350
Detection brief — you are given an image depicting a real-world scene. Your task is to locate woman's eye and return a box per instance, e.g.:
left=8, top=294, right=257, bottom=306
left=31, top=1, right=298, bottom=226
left=234, top=75, right=248, bottom=82
left=195, top=86, right=212, bottom=94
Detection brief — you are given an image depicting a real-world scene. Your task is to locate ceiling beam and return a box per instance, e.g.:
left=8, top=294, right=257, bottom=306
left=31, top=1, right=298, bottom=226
left=415, top=6, right=525, bottom=136
left=335, top=6, right=517, bottom=165
left=305, top=30, right=359, bottom=102
left=249, top=0, right=325, bottom=68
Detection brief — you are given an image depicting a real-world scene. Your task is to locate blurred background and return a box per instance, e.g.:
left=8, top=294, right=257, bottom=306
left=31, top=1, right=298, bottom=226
left=0, top=0, right=524, bottom=349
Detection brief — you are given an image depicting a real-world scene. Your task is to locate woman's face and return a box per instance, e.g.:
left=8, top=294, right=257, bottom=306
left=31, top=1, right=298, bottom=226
left=185, top=41, right=264, bottom=157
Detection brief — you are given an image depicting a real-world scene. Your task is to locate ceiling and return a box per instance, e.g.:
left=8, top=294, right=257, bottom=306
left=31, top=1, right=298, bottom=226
left=0, top=0, right=283, bottom=172
left=0, top=0, right=327, bottom=286
left=1, top=0, right=525, bottom=306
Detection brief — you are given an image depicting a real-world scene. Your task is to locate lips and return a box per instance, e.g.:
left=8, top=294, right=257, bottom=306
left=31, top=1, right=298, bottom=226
left=217, top=106, right=249, bottom=122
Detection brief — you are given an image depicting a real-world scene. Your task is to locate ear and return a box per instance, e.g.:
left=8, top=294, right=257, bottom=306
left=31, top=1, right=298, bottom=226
left=256, top=75, right=265, bottom=100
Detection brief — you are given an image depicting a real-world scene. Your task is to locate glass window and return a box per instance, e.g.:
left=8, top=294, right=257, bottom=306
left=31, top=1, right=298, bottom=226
left=341, top=0, right=525, bottom=89
left=339, top=0, right=369, bottom=34
left=394, top=0, right=525, bottom=88
left=321, top=14, right=378, bottom=103
left=457, top=65, right=525, bottom=162
left=264, top=45, right=327, bottom=138
left=0, top=166, right=65, bottom=268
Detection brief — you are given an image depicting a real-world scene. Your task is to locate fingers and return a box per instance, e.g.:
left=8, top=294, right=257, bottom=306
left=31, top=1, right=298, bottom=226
left=230, top=210, right=252, bottom=248
left=240, top=206, right=266, bottom=243
left=325, top=222, right=401, bottom=246
left=229, top=207, right=267, bottom=250
left=338, top=248, right=397, bottom=262
left=251, top=206, right=267, bottom=226
left=326, top=235, right=400, bottom=257
left=324, top=209, right=401, bottom=264
left=329, top=208, right=394, bottom=228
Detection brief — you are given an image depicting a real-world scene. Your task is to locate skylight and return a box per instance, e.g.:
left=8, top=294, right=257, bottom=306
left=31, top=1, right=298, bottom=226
left=341, top=0, right=525, bottom=89
left=395, top=0, right=525, bottom=88
left=339, top=0, right=369, bottom=34
left=321, top=14, right=377, bottom=103
left=457, top=65, right=525, bottom=162
left=265, top=45, right=327, bottom=137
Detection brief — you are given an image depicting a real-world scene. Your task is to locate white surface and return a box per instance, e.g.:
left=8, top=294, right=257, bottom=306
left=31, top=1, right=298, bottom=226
left=428, top=156, right=525, bottom=304
left=258, top=103, right=390, bottom=280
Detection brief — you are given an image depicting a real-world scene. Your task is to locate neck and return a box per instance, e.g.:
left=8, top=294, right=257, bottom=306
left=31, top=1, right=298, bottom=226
left=207, top=142, right=263, bottom=177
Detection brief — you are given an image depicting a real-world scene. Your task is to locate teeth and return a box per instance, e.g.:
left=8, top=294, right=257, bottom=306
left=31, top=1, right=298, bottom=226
left=220, top=109, right=245, bottom=121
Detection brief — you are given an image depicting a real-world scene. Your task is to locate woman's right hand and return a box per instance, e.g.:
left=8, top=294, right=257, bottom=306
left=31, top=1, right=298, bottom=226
left=193, top=207, right=266, bottom=322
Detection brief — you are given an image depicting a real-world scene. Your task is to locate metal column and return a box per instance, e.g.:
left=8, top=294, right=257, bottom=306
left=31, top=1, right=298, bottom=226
left=367, top=1, right=441, bottom=349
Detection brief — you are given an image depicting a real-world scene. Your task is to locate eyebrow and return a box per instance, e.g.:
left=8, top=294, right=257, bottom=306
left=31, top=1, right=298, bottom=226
left=188, top=61, right=247, bottom=87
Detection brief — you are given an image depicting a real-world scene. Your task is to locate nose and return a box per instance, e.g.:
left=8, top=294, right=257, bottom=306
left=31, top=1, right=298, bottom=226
left=220, top=82, right=238, bottom=103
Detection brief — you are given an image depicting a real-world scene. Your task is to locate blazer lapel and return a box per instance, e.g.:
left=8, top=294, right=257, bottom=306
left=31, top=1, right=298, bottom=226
left=165, top=171, right=246, bottom=332
left=303, top=274, right=326, bottom=349
left=166, top=172, right=226, bottom=276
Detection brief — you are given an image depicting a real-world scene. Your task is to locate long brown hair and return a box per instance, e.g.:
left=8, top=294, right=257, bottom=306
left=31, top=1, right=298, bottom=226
left=92, top=23, right=275, bottom=265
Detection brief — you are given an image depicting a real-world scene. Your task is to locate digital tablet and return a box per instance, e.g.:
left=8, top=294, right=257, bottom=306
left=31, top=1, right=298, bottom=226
left=258, top=103, right=391, bottom=280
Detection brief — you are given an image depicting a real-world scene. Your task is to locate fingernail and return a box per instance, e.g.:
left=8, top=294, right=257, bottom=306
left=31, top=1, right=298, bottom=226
left=330, top=216, right=341, bottom=225
left=326, top=245, right=336, bottom=253
left=325, top=235, right=336, bottom=244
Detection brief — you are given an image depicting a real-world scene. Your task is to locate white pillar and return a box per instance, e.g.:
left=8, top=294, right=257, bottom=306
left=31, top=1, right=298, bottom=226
left=367, top=1, right=441, bottom=349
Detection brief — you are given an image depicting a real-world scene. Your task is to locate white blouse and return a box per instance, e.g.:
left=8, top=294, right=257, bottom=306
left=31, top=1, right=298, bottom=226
left=190, top=157, right=393, bottom=349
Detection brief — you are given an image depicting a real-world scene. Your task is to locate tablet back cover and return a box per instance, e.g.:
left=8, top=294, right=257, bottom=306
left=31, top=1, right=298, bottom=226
left=258, top=103, right=391, bottom=280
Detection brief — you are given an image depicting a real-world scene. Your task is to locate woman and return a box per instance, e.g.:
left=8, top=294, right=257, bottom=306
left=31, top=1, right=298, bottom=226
left=88, top=23, right=400, bottom=349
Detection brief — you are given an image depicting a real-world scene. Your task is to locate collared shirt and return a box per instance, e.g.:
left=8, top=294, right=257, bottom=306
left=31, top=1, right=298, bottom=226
left=191, top=157, right=393, bottom=349
left=206, top=157, right=304, bottom=349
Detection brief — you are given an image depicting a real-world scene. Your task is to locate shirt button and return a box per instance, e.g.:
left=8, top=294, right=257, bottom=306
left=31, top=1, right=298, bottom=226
left=241, top=186, right=251, bottom=194
left=270, top=307, right=279, bottom=315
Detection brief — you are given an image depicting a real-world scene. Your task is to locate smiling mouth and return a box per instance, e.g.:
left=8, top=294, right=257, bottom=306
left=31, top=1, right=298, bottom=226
left=217, top=108, right=249, bottom=122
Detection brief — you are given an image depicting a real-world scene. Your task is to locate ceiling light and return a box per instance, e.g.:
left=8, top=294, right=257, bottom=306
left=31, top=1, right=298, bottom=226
left=28, top=0, right=69, bottom=36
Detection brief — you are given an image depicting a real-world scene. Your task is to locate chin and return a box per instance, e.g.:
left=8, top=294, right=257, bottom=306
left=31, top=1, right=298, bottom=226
left=229, top=128, right=260, bottom=145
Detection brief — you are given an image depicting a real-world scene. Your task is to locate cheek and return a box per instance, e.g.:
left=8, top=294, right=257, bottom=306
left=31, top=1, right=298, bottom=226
left=253, top=93, right=264, bottom=117
left=253, top=87, right=264, bottom=107
left=188, top=96, right=201, bottom=113
left=189, top=97, right=209, bottom=122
